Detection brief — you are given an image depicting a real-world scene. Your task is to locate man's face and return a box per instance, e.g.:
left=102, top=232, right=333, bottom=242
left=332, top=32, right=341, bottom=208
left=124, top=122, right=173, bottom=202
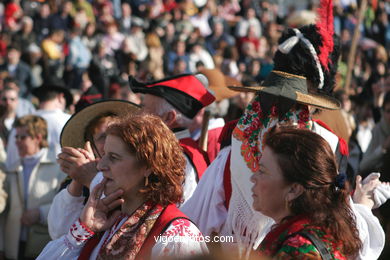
left=1, top=89, right=19, bottom=113
left=7, top=49, right=20, bottom=64
left=141, top=94, right=163, bottom=116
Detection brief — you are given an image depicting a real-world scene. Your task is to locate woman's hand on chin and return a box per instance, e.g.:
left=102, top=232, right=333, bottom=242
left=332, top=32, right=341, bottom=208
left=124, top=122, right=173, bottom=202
left=80, top=179, right=124, bottom=232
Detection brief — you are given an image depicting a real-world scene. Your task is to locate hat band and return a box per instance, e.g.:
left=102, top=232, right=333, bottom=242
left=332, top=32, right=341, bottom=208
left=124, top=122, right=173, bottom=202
left=272, top=70, right=306, bottom=80
left=277, top=28, right=324, bottom=89
left=262, top=71, right=308, bottom=96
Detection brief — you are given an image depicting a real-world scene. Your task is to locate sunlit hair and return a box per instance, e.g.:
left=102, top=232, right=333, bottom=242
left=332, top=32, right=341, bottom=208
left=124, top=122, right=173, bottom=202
left=264, top=127, right=361, bottom=257
left=106, top=113, right=185, bottom=206
left=145, top=32, right=162, bottom=48
left=14, top=115, right=48, bottom=148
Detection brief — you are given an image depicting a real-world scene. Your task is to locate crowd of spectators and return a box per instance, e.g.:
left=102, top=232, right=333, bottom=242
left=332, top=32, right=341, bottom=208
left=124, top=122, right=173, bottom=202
left=0, top=0, right=389, bottom=259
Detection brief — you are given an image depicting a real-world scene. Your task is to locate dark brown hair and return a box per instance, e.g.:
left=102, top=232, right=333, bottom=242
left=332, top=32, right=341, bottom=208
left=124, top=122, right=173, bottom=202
left=265, top=127, right=361, bottom=257
left=106, top=113, right=185, bottom=206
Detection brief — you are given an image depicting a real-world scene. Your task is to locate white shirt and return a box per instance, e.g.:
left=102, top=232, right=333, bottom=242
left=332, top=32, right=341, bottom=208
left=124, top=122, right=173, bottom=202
left=40, top=208, right=207, bottom=260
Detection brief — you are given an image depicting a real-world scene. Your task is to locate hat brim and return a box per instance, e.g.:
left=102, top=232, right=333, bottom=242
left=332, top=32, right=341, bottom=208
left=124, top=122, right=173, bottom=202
left=228, top=85, right=340, bottom=110
left=200, top=69, right=240, bottom=101
left=60, top=100, right=140, bottom=149
left=227, top=71, right=340, bottom=110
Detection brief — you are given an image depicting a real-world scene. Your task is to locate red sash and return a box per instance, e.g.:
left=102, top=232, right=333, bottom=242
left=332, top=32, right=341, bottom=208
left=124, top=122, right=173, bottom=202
left=78, top=204, right=189, bottom=260
left=179, top=138, right=210, bottom=181
left=223, top=152, right=232, bottom=210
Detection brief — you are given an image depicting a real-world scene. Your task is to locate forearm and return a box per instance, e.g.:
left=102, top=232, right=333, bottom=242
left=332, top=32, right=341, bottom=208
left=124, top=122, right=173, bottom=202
left=48, top=188, right=85, bottom=239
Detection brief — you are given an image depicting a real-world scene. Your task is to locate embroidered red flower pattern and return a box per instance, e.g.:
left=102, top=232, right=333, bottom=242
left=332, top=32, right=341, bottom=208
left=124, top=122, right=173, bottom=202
left=234, top=95, right=311, bottom=172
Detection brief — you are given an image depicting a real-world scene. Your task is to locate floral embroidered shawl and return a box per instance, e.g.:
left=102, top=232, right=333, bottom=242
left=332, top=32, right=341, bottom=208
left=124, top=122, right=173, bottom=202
left=97, top=201, right=163, bottom=260
left=257, top=215, right=346, bottom=260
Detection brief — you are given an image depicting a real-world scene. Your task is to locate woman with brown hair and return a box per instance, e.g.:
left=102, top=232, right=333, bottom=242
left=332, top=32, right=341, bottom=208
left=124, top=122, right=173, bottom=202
left=251, top=127, right=361, bottom=259
left=38, top=114, right=207, bottom=259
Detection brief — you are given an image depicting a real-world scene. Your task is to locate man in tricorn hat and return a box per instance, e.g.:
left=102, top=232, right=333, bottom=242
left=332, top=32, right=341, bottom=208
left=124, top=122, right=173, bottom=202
left=129, top=74, right=215, bottom=204
left=181, top=0, right=387, bottom=258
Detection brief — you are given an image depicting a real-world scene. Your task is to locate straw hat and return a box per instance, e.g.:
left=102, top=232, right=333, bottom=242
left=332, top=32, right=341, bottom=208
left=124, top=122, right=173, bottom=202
left=228, top=70, right=340, bottom=110
left=60, top=100, right=140, bottom=149
left=200, top=69, right=241, bottom=102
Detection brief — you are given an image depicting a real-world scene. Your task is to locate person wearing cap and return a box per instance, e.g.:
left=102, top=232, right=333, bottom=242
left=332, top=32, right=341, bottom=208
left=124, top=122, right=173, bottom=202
left=180, top=1, right=387, bottom=258
left=47, top=100, right=139, bottom=240
left=129, top=74, right=214, bottom=205
left=4, top=84, right=72, bottom=172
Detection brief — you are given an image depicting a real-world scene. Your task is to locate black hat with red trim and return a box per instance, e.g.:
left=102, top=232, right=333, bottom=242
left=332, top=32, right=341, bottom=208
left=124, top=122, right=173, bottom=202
left=129, top=74, right=216, bottom=119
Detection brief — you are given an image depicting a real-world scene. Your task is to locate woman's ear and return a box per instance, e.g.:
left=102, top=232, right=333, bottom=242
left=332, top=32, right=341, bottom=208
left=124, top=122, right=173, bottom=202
left=144, top=168, right=153, bottom=178
left=287, top=183, right=304, bottom=202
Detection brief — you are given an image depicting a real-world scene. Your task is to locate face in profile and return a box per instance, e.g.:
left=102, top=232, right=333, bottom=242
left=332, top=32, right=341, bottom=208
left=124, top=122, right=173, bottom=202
left=250, top=146, right=293, bottom=222
left=141, top=94, right=161, bottom=116
left=97, top=135, right=150, bottom=197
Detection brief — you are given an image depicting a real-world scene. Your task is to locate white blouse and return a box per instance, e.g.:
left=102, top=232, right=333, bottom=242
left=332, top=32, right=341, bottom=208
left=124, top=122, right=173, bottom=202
left=39, top=209, right=208, bottom=259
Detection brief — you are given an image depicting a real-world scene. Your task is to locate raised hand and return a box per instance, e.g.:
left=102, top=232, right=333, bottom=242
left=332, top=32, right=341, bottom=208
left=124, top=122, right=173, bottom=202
left=353, top=174, right=381, bottom=209
left=57, top=141, right=98, bottom=188
left=80, top=179, right=124, bottom=232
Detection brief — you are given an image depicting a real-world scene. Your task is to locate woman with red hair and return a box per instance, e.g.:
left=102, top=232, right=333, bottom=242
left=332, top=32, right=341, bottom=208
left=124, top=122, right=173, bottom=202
left=37, top=114, right=208, bottom=259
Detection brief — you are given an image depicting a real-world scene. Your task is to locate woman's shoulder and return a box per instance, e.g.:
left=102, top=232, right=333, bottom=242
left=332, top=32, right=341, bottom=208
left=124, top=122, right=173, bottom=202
left=152, top=218, right=209, bottom=257
left=276, top=227, right=346, bottom=260
left=162, top=218, right=203, bottom=239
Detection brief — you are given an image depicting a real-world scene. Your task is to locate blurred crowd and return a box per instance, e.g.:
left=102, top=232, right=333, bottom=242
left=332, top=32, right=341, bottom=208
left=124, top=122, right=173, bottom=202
left=0, top=0, right=389, bottom=259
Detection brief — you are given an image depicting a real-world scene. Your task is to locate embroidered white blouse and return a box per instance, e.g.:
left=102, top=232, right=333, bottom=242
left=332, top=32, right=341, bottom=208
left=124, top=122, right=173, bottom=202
left=38, top=210, right=208, bottom=259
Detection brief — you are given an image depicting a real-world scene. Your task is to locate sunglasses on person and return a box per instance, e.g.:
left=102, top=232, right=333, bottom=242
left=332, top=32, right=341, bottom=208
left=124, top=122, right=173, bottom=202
left=1, top=97, right=17, bottom=102
left=15, top=134, right=30, bottom=140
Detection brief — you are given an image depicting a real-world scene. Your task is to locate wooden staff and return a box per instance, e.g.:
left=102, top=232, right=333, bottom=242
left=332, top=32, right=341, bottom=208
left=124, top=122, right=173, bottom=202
left=344, top=0, right=368, bottom=93
left=199, top=110, right=211, bottom=152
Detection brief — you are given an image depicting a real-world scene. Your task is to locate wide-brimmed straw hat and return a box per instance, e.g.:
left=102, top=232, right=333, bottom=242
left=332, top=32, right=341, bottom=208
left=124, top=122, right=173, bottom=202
left=200, top=69, right=241, bottom=102
left=60, top=100, right=140, bottom=148
left=228, top=70, right=340, bottom=110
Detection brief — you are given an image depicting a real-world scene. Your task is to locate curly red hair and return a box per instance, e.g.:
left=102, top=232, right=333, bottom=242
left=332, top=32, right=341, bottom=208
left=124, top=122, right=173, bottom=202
left=106, top=113, right=185, bottom=206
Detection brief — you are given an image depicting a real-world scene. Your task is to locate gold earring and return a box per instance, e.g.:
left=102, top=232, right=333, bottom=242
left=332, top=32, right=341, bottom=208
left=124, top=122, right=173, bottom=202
left=145, top=176, right=149, bottom=187
left=285, top=197, right=290, bottom=211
